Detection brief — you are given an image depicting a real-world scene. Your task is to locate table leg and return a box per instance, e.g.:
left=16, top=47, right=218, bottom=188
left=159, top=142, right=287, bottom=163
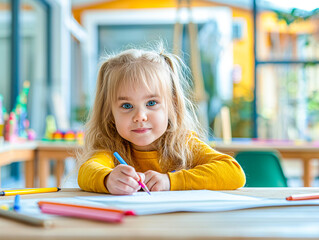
left=38, top=155, right=50, bottom=188
left=303, top=158, right=312, bottom=187
left=25, top=160, right=34, bottom=188
left=55, top=160, right=64, bottom=187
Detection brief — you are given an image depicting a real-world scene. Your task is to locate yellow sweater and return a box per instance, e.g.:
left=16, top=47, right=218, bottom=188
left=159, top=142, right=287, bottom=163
left=78, top=135, right=246, bottom=193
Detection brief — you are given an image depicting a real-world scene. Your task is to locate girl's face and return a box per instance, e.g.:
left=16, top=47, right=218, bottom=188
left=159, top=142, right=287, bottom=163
left=112, top=82, right=168, bottom=151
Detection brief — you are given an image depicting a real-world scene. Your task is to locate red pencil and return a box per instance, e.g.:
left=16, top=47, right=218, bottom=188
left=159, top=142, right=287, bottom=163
left=286, top=193, right=319, bottom=201
left=39, top=203, right=124, bottom=223
left=38, top=201, right=135, bottom=215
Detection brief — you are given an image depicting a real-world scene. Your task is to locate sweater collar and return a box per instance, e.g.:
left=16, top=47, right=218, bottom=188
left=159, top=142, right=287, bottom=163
left=132, top=148, right=158, bottom=159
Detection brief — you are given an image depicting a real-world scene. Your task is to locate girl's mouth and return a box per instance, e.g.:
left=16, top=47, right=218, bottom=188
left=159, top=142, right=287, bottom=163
left=132, top=128, right=151, bottom=133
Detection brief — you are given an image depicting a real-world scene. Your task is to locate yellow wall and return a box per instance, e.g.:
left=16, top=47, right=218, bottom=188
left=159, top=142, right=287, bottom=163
left=259, top=12, right=318, bottom=60
left=260, top=12, right=317, bottom=34
left=0, top=3, right=33, bottom=10
left=72, top=0, right=242, bottom=23
left=72, top=0, right=254, bottom=99
left=232, top=8, right=254, bottom=100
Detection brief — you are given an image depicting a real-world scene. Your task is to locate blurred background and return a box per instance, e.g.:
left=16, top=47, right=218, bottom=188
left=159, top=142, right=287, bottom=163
left=0, top=0, right=318, bottom=188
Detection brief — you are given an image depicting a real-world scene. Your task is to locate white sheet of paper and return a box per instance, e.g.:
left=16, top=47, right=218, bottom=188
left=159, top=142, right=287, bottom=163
left=107, top=199, right=319, bottom=215
left=2, top=191, right=319, bottom=217
left=77, top=190, right=262, bottom=204
left=76, top=190, right=319, bottom=215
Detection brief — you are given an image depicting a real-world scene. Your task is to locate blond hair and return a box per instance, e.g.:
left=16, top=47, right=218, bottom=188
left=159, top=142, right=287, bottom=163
left=77, top=45, right=202, bottom=172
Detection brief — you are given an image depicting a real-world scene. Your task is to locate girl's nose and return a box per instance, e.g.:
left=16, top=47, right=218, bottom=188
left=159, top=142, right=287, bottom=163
left=133, top=109, right=147, bottom=123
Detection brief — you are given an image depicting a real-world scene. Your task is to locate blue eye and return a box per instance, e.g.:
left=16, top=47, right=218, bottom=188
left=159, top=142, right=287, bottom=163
left=147, top=100, right=157, bottom=106
left=122, top=103, right=133, bottom=109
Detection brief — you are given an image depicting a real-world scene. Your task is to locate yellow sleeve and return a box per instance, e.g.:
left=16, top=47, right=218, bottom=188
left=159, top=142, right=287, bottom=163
left=167, top=136, right=246, bottom=190
left=78, top=152, right=115, bottom=193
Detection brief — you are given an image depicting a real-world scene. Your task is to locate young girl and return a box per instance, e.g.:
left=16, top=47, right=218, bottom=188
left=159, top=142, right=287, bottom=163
left=77, top=46, right=245, bottom=195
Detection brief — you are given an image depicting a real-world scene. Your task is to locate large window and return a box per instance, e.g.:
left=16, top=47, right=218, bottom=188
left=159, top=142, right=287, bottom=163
left=21, top=0, right=48, bottom=136
left=0, top=0, right=12, bottom=186
left=257, top=64, right=319, bottom=140
left=254, top=1, right=319, bottom=140
left=70, top=35, right=87, bottom=128
left=0, top=0, right=11, bottom=112
left=0, top=0, right=50, bottom=187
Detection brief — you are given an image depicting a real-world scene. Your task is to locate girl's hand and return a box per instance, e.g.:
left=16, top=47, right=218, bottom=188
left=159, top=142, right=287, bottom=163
left=144, top=170, right=170, bottom=191
left=105, top=165, right=145, bottom=195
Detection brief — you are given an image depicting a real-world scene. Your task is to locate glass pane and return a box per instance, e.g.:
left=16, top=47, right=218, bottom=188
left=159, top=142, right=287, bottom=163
left=256, top=1, right=319, bottom=61
left=71, top=36, right=87, bottom=128
left=0, top=0, right=12, bottom=186
left=257, top=64, right=319, bottom=140
left=21, top=0, right=48, bottom=136
left=98, top=24, right=174, bottom=56
left=0, top=0, right=11, bottom=112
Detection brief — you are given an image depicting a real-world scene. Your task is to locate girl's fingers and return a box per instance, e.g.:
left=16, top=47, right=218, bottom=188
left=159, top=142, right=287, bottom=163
left=110, top=165, right=146, bottom=194
left=144, top=170, right=155, bottom=184
left=118, top=175, right=140, bottom=189
left=114, top=180, right=138, bottom=194
left=145, top=175, right=157, bottom=191
left=119, top=165, right=140, bottom=181
left=137, top=172, right=145, bottom=182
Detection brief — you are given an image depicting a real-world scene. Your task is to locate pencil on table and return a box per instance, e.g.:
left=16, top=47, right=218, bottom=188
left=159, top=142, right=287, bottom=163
left=38, top=201, right=135, bottom=215
left=0, top=208, right=54, bottom=228
left=39, top=203, right=124, bottom=223
left=286, top=193, right=319, bottom=201
left=0, top=187, right=61, bottom=196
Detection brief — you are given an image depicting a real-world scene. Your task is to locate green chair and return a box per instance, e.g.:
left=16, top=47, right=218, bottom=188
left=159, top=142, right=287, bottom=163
left=234, top=151, right=288, bottom=187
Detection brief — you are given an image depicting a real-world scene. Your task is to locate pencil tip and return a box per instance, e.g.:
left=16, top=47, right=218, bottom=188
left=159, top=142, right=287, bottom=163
left=57, top=188, right=61, bottom=191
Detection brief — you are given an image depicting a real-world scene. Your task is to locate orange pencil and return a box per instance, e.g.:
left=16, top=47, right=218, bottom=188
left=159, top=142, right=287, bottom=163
left=286, top=193, right=319, bottom=201
left=37, top=201, right=135, bottom=215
